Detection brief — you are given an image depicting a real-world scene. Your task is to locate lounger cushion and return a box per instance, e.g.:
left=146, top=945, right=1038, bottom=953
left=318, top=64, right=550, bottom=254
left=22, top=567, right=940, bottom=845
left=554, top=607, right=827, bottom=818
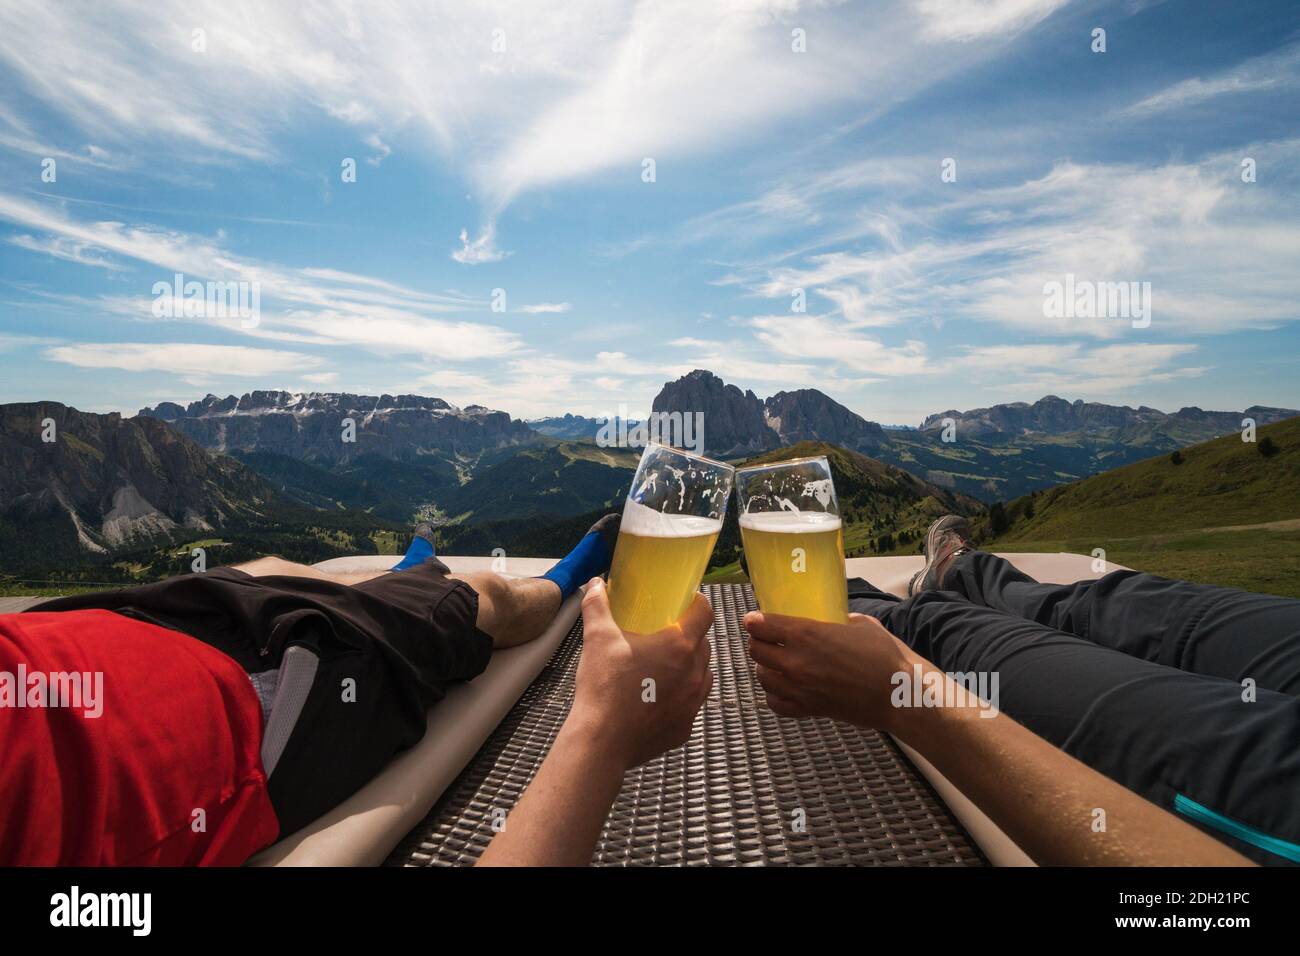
left=248, top=556, right=576, bottom=866
left=254, top=551, right=1122, bottom=867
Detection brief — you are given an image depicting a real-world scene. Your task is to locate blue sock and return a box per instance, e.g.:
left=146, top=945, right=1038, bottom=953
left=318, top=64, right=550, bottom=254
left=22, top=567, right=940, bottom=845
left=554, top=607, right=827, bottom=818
left=391, top=524, right=436, bottom=571
left=539, top=514, right=620, bottom=600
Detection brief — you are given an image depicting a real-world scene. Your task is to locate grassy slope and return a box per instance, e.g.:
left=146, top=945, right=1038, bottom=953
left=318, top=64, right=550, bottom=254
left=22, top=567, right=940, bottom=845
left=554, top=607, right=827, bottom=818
left=437, top=441, right=637, bottom=523
left=983, top=417, right=1300, bottom=596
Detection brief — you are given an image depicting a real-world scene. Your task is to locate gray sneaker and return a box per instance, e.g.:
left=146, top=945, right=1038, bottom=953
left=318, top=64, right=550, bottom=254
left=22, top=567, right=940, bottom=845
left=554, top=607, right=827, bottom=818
left=908, top=516, right=973, bottom=596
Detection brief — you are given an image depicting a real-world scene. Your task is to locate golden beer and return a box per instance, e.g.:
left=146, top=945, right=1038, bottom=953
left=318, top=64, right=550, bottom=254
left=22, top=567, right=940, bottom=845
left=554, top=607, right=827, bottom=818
left=740, top=511, right=848, bottom=623
left=607, top=502, right=721, bottom=634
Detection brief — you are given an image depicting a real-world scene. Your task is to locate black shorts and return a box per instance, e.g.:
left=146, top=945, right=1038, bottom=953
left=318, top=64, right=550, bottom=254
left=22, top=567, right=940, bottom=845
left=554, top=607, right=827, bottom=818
left=31, top=558, right=493, bottom=836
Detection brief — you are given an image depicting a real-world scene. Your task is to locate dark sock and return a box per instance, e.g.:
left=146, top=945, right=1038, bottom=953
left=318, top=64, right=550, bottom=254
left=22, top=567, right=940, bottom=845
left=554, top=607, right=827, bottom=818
left=391, top=522, right=437, bottom=572
left=539, top=513, right=620, bottom=600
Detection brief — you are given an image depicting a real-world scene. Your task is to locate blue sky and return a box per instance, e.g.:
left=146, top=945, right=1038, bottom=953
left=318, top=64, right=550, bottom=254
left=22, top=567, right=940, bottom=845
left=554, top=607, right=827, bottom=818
left=1, top=0, right=1298, bottom=425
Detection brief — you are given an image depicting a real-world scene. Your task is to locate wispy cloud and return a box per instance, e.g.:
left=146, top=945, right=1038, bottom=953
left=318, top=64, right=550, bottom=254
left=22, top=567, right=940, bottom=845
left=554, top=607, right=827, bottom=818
left=0, top=193, right=523, bottom=361
left=0, top=0, right=1086, bottom=233
left=948, top=342, right=1207, bottom=395
left=912, top=0, right=1070, bottom=43
left=7, top=234, right=123, bottom=270
left=517, top=302, right=571, bottom=314
left=1120, top=42, right=1300, bottom=117
left=720, top=143, right=1300, bottom=339
left=46, top=342, right=326, bottom=386
left=452, top=221, right=509, bottom=265
left=752, top=313, right=930, bottom=375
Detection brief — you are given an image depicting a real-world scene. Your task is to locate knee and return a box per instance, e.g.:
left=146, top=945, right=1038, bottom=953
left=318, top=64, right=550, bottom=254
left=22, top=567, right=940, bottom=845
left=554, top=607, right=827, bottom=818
left=238, top=556, right=292, bottom=575
left=470, top=573, right=515, bottom=614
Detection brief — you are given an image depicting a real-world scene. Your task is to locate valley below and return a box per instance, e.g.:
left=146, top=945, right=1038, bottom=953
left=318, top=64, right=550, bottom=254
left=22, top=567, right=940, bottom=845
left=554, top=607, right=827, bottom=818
left=2, top=374, right=1296, bottom=599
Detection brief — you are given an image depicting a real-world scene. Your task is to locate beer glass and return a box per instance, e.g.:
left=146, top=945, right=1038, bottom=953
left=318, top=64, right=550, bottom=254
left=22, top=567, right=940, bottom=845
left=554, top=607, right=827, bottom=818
left=735, top=456, right=848, bottom=623
left=607, top=442, right=735, bottom=634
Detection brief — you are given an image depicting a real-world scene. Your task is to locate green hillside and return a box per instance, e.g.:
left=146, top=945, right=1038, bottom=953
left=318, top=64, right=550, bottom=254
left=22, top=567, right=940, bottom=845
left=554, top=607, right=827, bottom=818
left=236, top=450, right=459, bottom=521
left=982, top=416, right=1300, bottom=596
left=436, top=441, right=638, bottom=524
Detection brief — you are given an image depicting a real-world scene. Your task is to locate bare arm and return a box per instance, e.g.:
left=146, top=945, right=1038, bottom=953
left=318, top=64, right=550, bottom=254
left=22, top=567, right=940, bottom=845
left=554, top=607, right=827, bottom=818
left=476, top=715, right=628, bottom=866
left=478, top=579, right=713, bottom=866
left=746, top=611, right=1253, bottom=867
left=895, top=664, right=1252, bottom=866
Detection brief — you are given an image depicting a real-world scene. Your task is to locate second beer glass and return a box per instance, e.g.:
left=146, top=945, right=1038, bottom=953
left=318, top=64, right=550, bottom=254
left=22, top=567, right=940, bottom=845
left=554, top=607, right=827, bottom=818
left=736, top=456, right=848, bottom=624
left=607, top=443, right=735, bottom=634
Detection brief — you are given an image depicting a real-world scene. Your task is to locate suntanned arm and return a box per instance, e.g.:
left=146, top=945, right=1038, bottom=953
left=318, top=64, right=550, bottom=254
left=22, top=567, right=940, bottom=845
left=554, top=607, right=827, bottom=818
left=896, top=665, right=1254, bottom=867
left=477, top=714, right=627, bottom=866
left=478, top=580, right=713, bottom=866
left=745, top=610, right=1253, bottom=867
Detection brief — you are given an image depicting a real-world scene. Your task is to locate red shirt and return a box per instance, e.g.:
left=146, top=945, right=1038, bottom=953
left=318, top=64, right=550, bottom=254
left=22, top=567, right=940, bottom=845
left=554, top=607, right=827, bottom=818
left=0, top=610, right=279, bottom=865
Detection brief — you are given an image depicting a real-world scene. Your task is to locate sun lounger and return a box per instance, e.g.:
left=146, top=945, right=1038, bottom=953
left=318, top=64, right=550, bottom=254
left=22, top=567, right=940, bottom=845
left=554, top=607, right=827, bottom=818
left=2, top=551, right=1124, bottom=866
left=382, top=552, right=1124, bottom=867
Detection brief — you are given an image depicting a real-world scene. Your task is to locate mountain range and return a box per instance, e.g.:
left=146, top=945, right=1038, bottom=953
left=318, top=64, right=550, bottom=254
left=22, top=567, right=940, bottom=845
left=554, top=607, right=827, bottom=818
left=649, top=370, right=1298, bottom=500
left=527, top=414, right=641, bottom=441
left=2, top=375, right=1295, bottom=581
left=141, top=390, right=533, bottom=465
left=918, top=395, right=1295, bottom=442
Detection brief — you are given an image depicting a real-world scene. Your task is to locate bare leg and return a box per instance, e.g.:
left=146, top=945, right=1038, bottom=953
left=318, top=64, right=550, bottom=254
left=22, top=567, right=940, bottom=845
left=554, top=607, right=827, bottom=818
left=451, top=573, right=563, bottom=648
left=231, top=556, right=390, bottom=586
left=230, top=556, right=563, bottom=649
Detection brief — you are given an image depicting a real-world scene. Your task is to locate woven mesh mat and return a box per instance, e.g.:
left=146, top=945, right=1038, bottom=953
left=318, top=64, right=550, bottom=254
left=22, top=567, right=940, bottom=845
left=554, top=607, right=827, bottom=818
left=386, top=583, right=985, bottom=866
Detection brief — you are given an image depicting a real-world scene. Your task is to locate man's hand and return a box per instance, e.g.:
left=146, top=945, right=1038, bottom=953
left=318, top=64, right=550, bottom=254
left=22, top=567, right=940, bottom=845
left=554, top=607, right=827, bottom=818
left=570, top=577, right=714, bottom=771
left=477, top=578, right=714, bottom=865
left=744, top=610, right=917, bottom=731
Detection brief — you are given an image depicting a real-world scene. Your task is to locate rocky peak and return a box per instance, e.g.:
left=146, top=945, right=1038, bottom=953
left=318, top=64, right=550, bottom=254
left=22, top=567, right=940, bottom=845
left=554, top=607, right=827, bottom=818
left=651, top=370, right=778, bottom=457
left=764, top=388, right=887, bottom=450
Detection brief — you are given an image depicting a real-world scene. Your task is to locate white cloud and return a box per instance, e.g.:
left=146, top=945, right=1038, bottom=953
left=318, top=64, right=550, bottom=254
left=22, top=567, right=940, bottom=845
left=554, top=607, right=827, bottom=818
left=481, top=0, right=1061, bottom=209
left=751, top=314, right=930, bottom=375
left=722, top=143, right=1300, bottom=339
left=1120, top=43, right=1300, bottom=117
left=912, top=0, right=1070, bottom=42
left=949, top=342, right=1207, bottom=395
left=518, top=302, right=571, bottom=314
left=815, top=285, right=899, bottom=327
left=301, top=371, right=339, bottom=386
left=46, top=343, right=325, bottom=378
left=0, top=0, right=1079, bottom=233
left=0, top=192, right=524, bottom=361
left=452, top=221, right=510, bottom=264
left=273, top=308, right=521, bottom=360
left=411, top=356, right=606, bottom=419
left=8, top=233, right=123, bottom=270
left=364, top=133, right=391, bottom=166
left=0, top=332, right=60, bottom=351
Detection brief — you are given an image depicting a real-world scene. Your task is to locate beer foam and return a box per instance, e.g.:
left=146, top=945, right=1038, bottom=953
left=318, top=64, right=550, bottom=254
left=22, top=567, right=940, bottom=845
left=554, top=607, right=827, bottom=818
left=621, top=498, right=723, bottom=537
left=739, top=510, right=842, bottom=533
